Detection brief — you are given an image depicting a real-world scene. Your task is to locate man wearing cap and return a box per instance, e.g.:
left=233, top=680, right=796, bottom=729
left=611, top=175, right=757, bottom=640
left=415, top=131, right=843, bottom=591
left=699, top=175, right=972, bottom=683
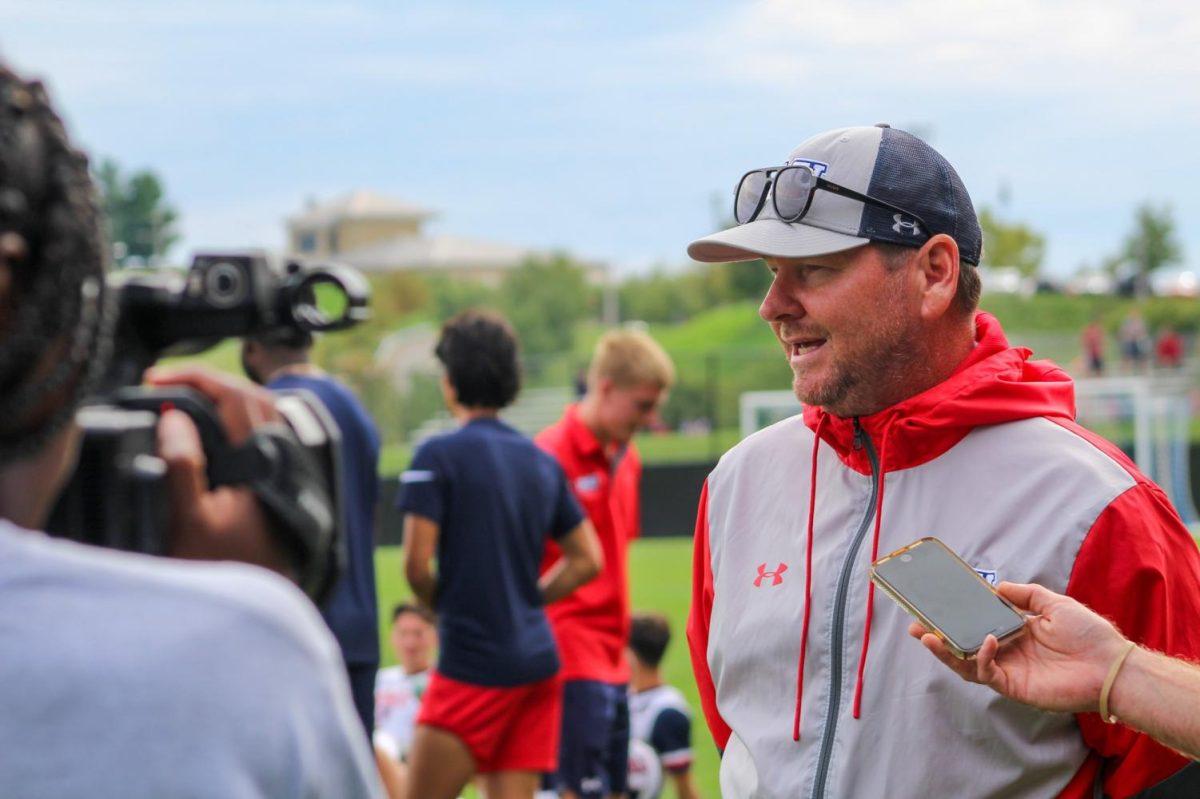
left=685, top=124, right=1200, bottom=798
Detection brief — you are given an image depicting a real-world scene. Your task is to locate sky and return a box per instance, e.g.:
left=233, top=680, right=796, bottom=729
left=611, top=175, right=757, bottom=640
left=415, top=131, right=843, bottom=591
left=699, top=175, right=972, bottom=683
left=3, top=0, right=1199, bottom=277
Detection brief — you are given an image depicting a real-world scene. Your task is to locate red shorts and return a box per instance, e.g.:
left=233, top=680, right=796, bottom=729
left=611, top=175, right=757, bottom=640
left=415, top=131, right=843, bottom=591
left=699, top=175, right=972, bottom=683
left=416, top=671, right=563, bottom=773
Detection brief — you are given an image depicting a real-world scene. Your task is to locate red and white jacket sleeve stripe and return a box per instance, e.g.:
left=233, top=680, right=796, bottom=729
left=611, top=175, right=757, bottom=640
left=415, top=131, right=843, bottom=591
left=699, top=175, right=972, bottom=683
left=687, top=481, right=732, bottom=751
left=1064, top=479, right=1200, bottom=799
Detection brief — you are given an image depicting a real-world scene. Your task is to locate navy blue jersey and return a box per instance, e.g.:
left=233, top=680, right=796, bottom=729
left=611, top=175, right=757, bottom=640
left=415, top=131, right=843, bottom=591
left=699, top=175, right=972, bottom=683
left=268, top=373, right=381, bottom=665
left=397, top=417, right=584, bottom=686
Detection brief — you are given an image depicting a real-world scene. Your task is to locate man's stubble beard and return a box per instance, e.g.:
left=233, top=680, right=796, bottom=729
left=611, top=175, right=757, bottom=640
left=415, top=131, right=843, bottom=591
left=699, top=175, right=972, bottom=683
left=793, top=314, right=927, bottom=417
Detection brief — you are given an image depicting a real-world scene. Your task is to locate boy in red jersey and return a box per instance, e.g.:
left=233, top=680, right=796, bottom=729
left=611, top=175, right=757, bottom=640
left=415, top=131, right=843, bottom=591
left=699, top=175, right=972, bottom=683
left=537, top=329, right=675, bottom=799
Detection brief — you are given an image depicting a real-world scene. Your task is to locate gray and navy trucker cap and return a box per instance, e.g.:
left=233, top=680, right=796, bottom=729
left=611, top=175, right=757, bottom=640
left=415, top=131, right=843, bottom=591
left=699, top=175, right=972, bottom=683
left=687, top=124, right=982, bottom=265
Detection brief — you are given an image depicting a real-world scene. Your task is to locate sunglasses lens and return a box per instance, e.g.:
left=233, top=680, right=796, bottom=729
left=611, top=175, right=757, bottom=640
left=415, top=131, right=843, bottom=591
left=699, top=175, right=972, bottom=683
left=775, top=166, right=817, bottom=221
left=735, top=172, right=769, bottom=224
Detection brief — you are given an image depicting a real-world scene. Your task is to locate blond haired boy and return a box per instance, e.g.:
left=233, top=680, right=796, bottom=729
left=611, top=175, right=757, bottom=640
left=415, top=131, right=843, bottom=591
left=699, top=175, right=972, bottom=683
left=536, top=328, right=675, bottom=799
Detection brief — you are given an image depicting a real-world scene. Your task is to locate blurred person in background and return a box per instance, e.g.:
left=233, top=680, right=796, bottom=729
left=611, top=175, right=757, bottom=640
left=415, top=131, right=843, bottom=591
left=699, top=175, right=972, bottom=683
left=627, top=613, right=700, bottom=799
left=242, top=327, right=382, bottom=734
left=573, top=366, right=588, bottom=400
left=910, top=581, right=1200, bottom=762
left=1155, top=325, right=1184, bottom=369
left=399, top=310, right=602, bottom=799
left=0, top=62, right=379, bottom=797
left=374, top=603, right=437, bottom=765
left=537, top=329, right=675, bottom=799
left=685, top=124, right=1200, bottom=798
left=1081, top=317, right=1106, bottom=376
left=1119, top=308, right=1150, bottom=372
left=373, top=603, right=438, bottom=799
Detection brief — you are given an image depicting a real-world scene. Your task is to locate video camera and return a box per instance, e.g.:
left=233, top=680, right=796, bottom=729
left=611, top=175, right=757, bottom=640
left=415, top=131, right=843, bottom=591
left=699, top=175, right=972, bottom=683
left=46, top=251, right=370, bottom=602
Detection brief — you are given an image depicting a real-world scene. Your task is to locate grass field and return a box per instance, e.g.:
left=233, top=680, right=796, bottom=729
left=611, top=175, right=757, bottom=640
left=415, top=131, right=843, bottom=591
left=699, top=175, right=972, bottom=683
left=374, top=538, right=719, bottom=798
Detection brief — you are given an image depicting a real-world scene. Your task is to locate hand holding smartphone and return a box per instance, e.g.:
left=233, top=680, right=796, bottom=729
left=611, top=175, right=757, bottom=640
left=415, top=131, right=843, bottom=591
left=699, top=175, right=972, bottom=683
left=870, top=537, right=1026, bottom=659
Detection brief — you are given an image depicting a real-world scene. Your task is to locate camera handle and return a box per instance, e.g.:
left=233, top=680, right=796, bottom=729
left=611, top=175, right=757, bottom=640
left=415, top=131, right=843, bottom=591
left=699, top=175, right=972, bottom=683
left=110, top=387, right=338, bottom=602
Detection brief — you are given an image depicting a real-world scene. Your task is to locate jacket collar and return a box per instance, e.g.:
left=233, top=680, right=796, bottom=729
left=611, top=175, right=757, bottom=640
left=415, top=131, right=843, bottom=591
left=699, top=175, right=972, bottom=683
left=802, top=312, right=1076, bottom=474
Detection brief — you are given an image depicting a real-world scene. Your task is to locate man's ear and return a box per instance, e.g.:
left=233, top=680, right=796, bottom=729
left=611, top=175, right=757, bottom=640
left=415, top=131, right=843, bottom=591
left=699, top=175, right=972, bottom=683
left=915, top=234, right=961, bottom=320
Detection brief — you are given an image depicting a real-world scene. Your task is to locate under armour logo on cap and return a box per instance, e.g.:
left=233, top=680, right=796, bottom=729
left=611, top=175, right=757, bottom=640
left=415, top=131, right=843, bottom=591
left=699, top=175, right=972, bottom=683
left=754, top=562, right=788, bottom=587
left=892, top=214, right=922, bottom=236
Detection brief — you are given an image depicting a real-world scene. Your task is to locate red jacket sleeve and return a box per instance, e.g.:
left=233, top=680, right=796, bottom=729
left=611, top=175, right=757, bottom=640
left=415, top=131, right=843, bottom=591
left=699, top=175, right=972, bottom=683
left=687, top=481, right=732, bottom=750
left=1066, top=481, right=1200, bottom=798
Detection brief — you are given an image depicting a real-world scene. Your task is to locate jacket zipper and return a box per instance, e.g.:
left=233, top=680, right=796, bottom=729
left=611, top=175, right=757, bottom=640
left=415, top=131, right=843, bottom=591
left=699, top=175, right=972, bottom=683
left=810, top=418, right=880, bottom=799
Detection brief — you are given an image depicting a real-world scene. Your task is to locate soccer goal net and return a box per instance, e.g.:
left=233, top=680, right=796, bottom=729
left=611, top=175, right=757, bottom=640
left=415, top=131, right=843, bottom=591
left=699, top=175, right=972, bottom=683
left=1074, top=374, right=1199, bottom=528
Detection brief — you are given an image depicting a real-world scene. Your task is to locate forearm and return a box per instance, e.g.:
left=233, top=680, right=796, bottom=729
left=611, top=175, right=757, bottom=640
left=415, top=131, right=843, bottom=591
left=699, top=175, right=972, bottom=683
left=401, top=514, right=440, bottom=609
left=540, top=522, right=601, bottom=605
left=539, top=557, right=593, bottom=605
left=1109, top=647, right=1200, bottom=760
left=405, top=564, right=437, bottom=608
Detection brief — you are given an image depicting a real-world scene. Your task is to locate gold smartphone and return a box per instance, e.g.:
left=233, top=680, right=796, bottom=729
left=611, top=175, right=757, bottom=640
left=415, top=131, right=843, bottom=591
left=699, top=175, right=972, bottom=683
left=870, top=537, right=1026, bottom=660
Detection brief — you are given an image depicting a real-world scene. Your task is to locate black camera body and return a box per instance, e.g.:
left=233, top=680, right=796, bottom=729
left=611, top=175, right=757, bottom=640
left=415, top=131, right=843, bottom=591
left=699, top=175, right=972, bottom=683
left=46, top=251, right=370, bottom=602
left=99, top=251, right=368, bottom=392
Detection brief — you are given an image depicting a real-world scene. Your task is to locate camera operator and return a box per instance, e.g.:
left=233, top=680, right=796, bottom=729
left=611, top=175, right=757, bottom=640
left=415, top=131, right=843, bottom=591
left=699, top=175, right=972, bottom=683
left=0, top=63, right=381, bottom=797
left=242, top=327, right=383, bottom=735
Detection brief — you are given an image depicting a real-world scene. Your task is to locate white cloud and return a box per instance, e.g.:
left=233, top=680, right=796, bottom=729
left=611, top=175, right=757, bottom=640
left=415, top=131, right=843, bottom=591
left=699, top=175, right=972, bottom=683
left=655, top=0, right=1200, bottom=113
left=4, top=1, right=1197, bottom=275
left=0, top=0, right=599, bottom=108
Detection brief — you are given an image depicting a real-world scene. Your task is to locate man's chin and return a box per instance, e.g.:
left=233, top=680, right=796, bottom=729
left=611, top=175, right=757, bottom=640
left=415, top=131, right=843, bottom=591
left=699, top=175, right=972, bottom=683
left=793, top=377, right=850, bottom=413
left=792, top=376, right=824, bottom=408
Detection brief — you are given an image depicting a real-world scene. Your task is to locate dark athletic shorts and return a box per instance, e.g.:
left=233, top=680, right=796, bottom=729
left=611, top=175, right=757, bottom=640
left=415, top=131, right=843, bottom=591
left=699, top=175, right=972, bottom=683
left=547, top=680, right=630, bottom=798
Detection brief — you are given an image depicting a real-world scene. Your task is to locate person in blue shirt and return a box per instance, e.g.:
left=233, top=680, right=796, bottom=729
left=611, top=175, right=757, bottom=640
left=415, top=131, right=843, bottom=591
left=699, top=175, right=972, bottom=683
left=398, top=310, right=602, bottom=799
left=242, top=327, right=382, bottom=734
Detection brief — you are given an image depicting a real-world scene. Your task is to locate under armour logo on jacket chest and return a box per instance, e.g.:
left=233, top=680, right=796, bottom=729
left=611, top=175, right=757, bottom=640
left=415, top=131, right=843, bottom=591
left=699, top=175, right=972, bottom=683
left=754, top=562, right=788, bottom=587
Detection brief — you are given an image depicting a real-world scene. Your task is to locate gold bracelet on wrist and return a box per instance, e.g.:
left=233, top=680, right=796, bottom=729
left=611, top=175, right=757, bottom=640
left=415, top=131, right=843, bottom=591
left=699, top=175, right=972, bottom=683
left=1099, top=641, right=1136, bottom=724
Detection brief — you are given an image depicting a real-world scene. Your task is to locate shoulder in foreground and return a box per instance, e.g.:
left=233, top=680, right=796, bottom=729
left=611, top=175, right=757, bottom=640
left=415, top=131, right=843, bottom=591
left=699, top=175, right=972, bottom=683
left=0, top=524, right=339, bottom=665
left=712, top=413, right=810, bottom=474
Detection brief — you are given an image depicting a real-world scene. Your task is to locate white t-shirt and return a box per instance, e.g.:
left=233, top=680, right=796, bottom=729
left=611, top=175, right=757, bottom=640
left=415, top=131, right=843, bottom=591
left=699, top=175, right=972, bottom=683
left=373, top=665, right=429, bottom=761
left=0, top=521, right=382, bottom=798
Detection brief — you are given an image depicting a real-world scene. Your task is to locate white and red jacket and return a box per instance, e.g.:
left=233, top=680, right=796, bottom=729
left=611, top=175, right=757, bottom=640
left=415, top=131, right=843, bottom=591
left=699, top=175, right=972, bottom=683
left=688, top=313, right=1200, bottom=799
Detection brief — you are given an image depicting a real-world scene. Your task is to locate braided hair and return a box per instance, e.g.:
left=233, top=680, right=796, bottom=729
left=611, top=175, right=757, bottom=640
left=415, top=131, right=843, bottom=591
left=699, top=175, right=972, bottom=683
left=0, top=64, right=113, bottom=463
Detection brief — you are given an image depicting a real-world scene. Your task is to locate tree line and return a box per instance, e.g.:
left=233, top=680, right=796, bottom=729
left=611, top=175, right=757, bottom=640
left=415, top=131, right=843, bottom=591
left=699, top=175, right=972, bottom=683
left=93, top=159, right=1187, bottom=328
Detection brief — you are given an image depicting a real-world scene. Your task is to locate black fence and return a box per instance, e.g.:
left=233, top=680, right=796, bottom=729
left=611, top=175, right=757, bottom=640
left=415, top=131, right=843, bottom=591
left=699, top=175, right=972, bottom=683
left=375, top=439, right=1200, bottom=546
left=376, top=461, right=712, bottom=546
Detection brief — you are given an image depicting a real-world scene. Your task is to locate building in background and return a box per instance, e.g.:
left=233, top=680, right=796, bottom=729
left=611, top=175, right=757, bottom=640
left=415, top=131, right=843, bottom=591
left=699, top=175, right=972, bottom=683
left=286, top=189, right=605, bottom=286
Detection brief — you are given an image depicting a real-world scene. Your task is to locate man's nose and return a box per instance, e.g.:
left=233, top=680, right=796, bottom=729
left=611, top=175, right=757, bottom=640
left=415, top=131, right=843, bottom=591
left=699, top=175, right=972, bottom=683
left=758, top=271, right=803, bottom=322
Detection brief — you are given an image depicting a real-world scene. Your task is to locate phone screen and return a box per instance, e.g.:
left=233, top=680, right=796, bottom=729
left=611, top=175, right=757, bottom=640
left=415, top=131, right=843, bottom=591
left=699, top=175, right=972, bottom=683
left=873, top=539, right=1024, bottom=653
